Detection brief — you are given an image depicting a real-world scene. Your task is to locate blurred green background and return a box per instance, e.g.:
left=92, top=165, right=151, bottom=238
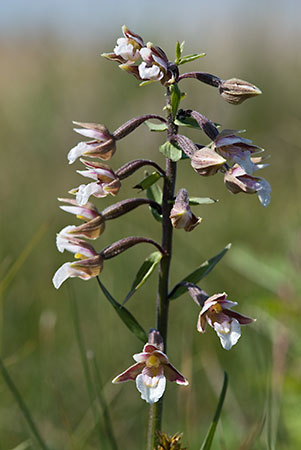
left=0, top=1, right=300, bottom=449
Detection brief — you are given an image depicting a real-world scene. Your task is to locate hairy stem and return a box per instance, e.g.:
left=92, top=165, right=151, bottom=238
left=147, top=87, right=178, bottom=450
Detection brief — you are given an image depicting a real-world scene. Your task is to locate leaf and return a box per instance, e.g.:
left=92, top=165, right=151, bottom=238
left=145, top=121, right=168, bottom=132
left=200, top=372, right=228, bottom=450
left=146, top=171, right=163, bottom=222
left=170, top=83, right=182, bottom=117
left=168, top=243, right=231, bottom=300
left=189, top=197, right=218, bottom=205
left=175, top=41, right=181, bottom=65
left=123, top=251, right=162, bottom=304
left=133, top=171, right=162, bottom=191
left=139, top=79, right=156, bottom=87
left=175, top=117, right=221, bottom=130
left=179, top=53, right=206, bottom=65
left=180, top=41, right=185, bottom=54
left=175, top=117, right=201, bottom=129
left=96, top=278, right=147, bottom=342
left=159, top=141, right=182, bottom=162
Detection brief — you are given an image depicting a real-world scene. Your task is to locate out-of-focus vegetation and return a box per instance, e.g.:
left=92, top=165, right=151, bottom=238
left=0, top=25, right=300, bottom=450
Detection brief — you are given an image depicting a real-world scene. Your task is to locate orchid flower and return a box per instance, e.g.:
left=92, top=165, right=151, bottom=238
left=112, top=342, right=188, bottom=404
left=224, top=164, right=271, bottom=207
left=197, top=293, right=254, bottom=350
left=68, top=121, right=116, bottom=164
left=70, top=159, right=121, bottom=206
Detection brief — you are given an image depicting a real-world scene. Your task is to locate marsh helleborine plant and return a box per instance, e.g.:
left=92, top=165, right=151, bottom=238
left=53, top=25, right=269, bottom=449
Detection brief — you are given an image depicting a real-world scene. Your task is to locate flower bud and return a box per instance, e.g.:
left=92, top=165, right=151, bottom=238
left=170, top=189, right=201, bottom=232
left=191, top=147, right=226, bottom=176
left=219, top=78, right=262, bottom=105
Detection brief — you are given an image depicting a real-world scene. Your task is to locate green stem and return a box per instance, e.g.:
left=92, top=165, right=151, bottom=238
left=146, top=87, right=178, bottom=450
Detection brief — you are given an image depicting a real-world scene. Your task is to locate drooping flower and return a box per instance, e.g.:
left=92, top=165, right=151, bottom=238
left=197, top=293, right=254, bottom=350
left=170, top=188, right=201, bottom=232
left=112, top=341, right=188, bottom=404
left=213, top=130, right=262, bottom=175
left=68, top=122, right=116, bottom=164
left=52, top=255, right=103, bottom=289
left=57, top=214, right=105, bottom=240
left=70, top=159, right=121, bottom=205
left=224, top=164, right=271, bottom=207
left=58, top=197, right=100, bottom=221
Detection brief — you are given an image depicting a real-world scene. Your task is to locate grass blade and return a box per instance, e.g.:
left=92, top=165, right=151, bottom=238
left=200, top=372, right=228, bottom=450
left=0, top=357, right=49, bottom=450
left=69, top=287, right=104, bottom=448
left=90, top=354, right=119, bottom=450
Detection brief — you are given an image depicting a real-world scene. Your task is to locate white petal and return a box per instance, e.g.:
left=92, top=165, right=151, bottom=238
left=52, top=262, right=73, bottom=289
left=76, top=183, right=104, bottom=206
left=214, top=319, right=241, bottom=350
left=76, top=169, right=98, bottom=181
left=67, top=142, right=89, bottom=164
left=138, top=62, right=163, bottom=80
left=73, top=128, right=104, bottom=140
left=114, top=38, right=139, bottom=61
left=136, top=373, right=166, bottom=404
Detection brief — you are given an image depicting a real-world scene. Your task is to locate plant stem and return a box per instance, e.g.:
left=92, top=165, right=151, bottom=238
left=146, top=87, right=178, bottom=450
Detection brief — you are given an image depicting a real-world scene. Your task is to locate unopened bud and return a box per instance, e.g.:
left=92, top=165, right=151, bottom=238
left=191, top=147, right=226, bottom=176
left=170, top=189, right=201, bottom=232
left=219, top=78, right=262, bottom=105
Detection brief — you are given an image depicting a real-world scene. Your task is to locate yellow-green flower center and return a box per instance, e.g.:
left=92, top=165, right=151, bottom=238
left=146, top=355, right=160, bottom=368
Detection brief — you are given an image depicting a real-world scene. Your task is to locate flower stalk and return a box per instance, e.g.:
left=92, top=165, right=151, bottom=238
left=147, top=87, right=178, bottom=450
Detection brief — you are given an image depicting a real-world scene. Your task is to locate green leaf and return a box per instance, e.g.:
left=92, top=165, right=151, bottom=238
left=159, top=141, right=182, bottom=162
left=146, top=177, right=163, bottom=222
left=200, top=372, right=228, bottom=450
left=175, top=41, right=181, bottom=65
left=180, top=41, right=185, bottom=54
left=123, top=251, right=162, bottom=304
left=175, top=117, right=201, bottom=129
left=179, top=52, right=206, bottom=65
left=133, top=171, right=162, bottom=191
left=139, top=79, right=156, bottom=87
left=189, top=197, right=218, bottom=205
left=145, top=121, right=168, bottom=132
left=96, top=278, right=147, bottom=342
left=168, top=243, right=231, bottom=300
left=175, top=117, right=221, bottom=130
left=170, top=83, right=182, bottom=117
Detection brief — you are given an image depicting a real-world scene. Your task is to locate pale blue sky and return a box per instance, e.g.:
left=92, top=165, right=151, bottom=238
left=0, top=0, right=300, bottom=44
